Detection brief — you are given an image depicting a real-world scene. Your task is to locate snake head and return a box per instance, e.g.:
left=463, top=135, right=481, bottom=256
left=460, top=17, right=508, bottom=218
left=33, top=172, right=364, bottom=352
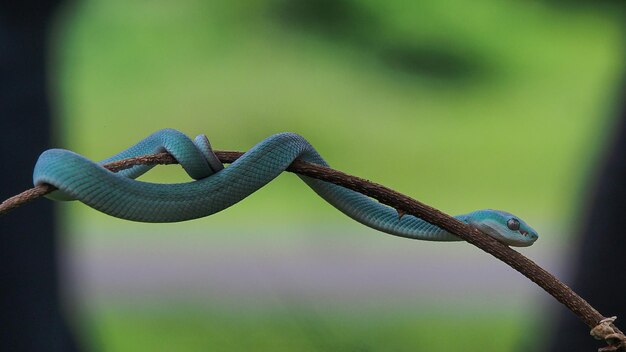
left=463, top=209, right=539, bottom=247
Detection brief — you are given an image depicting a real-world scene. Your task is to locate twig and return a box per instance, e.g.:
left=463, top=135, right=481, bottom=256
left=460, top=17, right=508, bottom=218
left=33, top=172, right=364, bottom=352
left=0, top=153, right=179, bottom=215
left=1, top=151, right=624, bottom=350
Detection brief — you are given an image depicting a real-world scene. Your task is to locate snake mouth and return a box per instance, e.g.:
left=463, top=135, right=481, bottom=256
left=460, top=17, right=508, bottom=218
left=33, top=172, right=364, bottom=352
left=473, top=222, right=536, bottom=247
left=519, top=230, right=539, bottom=243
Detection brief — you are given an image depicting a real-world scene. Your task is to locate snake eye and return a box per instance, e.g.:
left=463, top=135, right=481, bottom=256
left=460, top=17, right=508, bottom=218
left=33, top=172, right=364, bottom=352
left=507, top=218, right=520, bottom=231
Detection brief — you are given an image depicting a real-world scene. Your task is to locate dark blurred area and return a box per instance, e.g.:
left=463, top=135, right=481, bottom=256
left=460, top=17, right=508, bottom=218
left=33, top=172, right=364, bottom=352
left=539, top=3, right=626, bottom=351
left=0, top=0, right=78, bottom=351
left=274, top=0, right=486, bottom=80
left=546, top=82, right=626, bottom=351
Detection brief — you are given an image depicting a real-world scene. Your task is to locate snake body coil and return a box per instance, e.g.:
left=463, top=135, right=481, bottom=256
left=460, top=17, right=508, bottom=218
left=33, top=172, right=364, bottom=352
left=33, top=129, right=538, bottom=247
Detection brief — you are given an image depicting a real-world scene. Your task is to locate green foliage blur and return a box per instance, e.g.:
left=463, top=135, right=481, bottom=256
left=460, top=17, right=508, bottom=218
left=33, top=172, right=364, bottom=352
left=51, top=0, right=624, bottom=350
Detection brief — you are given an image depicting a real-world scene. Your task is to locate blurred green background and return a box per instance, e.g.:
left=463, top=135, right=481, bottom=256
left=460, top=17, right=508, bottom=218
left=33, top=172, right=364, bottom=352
left=49, top=0, right=624, bottom=351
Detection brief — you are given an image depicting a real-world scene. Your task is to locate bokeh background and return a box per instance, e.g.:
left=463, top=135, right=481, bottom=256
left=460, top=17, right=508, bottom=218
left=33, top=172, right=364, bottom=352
left=12, top=0, right=626, bottom=351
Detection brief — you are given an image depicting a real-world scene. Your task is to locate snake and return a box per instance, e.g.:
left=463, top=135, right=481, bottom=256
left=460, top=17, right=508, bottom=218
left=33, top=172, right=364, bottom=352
left=33, top=129, right=538, bottom=247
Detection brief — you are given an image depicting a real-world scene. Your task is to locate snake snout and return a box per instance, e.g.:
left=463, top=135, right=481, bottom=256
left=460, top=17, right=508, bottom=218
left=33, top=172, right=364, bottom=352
left=520, top=229, right=538, bottom=242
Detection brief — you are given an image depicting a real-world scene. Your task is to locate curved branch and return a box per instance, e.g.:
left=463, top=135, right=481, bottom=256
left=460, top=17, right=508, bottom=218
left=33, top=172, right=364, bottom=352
left=1, top=151, right=624, bottom=350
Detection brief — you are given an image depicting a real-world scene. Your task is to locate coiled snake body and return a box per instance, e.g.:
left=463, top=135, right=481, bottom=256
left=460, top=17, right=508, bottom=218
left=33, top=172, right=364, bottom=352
left=33, top=129, right=538, bottom=247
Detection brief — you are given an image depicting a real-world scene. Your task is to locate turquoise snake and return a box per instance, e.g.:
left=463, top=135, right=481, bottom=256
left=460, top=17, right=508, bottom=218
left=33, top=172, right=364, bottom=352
left=33, top=129, right=538, bottom=247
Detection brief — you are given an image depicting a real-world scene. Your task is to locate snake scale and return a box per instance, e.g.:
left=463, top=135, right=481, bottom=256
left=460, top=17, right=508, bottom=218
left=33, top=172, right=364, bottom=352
left=33, top=129, right=538, bottom=247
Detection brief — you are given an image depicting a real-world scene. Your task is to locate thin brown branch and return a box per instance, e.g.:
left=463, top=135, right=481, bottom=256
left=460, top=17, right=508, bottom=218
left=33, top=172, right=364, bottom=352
left=1, top=150, right=624, bottom=350
left=0, top=153, right=178, bottom=215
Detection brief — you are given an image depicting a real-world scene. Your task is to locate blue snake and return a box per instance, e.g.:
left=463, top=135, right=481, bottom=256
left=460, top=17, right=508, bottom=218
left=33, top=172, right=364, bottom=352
left=33, top=129, right=538, bottom=247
